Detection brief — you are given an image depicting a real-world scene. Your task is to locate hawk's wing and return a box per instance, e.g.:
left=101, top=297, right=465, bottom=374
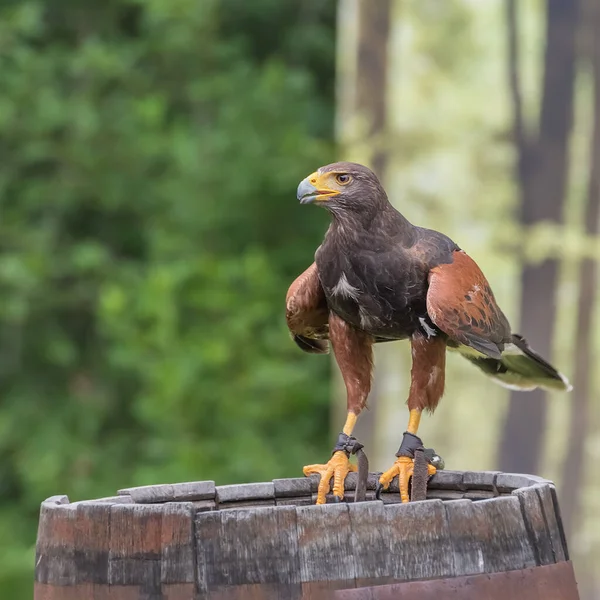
left=286, top=262, right=329, bottom=354
left=426, top=251, right=511, bottom=359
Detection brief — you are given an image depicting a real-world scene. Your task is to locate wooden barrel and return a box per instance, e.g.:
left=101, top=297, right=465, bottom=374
left=34, top=470, right=579, bottom=599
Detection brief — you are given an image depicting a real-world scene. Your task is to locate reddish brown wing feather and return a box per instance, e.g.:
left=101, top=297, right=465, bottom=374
left=426, top=251, right=511, bottom=359
left=286, top=263, right=329, bottom=353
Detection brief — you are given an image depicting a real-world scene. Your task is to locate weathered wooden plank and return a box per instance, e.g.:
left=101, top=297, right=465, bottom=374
left=74, top=502, right=112, bottom=586
left=118, top=483, right=176, bottom=501
left=275, top=495, right=313, bottom=507
left=344, top=472, right=381, bottom=491
left=194, top=511, right=219, bottom=595
left=118, top=481, right=215, bottom=503
left=35, top=471, right=572, bottom=599
left=512, top=486, right=551, bottom=566
left=495, top=473, right=550, bottom=494
left=549, top=484, right=570, bottom=561
left=444, top=499, right=485, bottom=576
left=425, top=489, right=466, bottom=501
left=216, top=482, right=274, bottom=504
left=219, top=499, right=276, bottom=510
left=463, top=471, right=500, bottom=492
left=379, top=489, right=466, bottom=503
left=534, top=484, right=567, bottom=563
left=196, top=505, right=301, bottom=597
left=470, top=495, right=537, bottom=573
left=307, top=474, right=321, bottom=493
left=427, top=470, right=465, bottom=490
left=82, top=495, right=133, bottom=505
left=310, top=492, right=377, bottom=504
left=273, top=477, right=312, bottom=498
left=44, top=495, right=70, bottom=505
left=35, top=503, right=78, bottom=586
left=296, top=503, right=355, bottom=587
left=464, top=491, right=496, bottom=501
left=275, top=472, right=380, bottom=499
left=526, top=474, right=555, bottom=485
left=385, top=499, right=454, bottom=581
left=108, top=503, right=162, bottom=596
left=160, top=502, right=195, bottom=586
left=347, top=501, right=392, bottom=586
left=191, top=499, right=216, bottom=512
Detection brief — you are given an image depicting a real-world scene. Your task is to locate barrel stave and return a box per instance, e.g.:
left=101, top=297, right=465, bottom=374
left=34, top=473, right=576, bottom=600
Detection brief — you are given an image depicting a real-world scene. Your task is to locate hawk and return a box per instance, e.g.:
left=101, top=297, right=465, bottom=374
left=286, top=162, right=571, bottom=504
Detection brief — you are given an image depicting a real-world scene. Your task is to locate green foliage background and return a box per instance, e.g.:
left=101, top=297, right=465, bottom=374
left=0, top=1, right=337, bottom=596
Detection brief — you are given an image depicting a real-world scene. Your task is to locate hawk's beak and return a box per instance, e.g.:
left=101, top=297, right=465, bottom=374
left=297, top=172, right=340, bottom=204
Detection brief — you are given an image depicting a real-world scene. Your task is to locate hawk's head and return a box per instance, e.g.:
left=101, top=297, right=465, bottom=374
left=296, top=162, right=388, bottom=215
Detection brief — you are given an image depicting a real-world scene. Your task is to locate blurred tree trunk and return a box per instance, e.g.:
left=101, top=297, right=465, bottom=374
left=355, top=0, right=391, bottom=177
left=499, top=0, right=580, bottom=474
left=559, top=0, right=600, bottom=536
left=334, top=0, right=391, bottom=456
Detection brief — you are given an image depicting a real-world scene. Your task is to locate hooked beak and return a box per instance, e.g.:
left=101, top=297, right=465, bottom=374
left=297, top=172, right=341, bottom=204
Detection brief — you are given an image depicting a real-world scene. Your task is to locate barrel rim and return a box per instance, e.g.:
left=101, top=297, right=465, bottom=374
left=40, top=469, right=556, bottom=510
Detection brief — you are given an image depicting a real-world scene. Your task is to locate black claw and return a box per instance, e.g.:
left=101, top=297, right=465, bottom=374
left=375, top=482, right=383, bottom=500
left=332, top=495, right=342, bottom=503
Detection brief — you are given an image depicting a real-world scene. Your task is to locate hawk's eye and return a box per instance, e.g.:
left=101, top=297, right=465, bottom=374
left=336, top=174, right=351, bottom=185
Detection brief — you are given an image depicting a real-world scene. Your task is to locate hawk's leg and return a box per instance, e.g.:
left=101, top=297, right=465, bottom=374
left=379, top=410, right=437, bottom=502
left=303, top=413, right=360, bottom=503
left=379, top=335, right=446, bottom=503
left=303, top=314, right=373, bottom=504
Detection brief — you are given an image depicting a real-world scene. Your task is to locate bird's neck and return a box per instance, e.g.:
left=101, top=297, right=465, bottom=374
left=327, top=202, right=416, bottom=246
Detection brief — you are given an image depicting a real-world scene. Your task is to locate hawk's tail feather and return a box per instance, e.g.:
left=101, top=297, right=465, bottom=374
left=293, top=334, right=329, bottom=354
left=455, top=334, right=572, bottom=392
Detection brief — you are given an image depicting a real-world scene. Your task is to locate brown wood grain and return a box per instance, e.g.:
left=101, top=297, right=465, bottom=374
left=108, top=504, right=162, bottom=591
left=385, top=499, right=454, bottom=581
left=512, top=486, right=554, bottom=566
left=347, top=501, right=391, bottom=584
left=535, top=484, right=567, bottom=562
left=74, top=502, right=111, bottom=593
left=296, top=503, right=356, bottom=586
left=161, top=502, right=195, bottom=586
left=34, top=473, right=573, bottom=599
left=35, top=503, right=78, bottom=586
left=444, top=499, right=486, bottom=576
left=196, top=505, right=301, bottom=597
left=470, top=495, right=537, bottom=572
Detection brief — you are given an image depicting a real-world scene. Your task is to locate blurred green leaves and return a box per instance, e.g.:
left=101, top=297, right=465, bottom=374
left=0, top=0, right=336, bottom=597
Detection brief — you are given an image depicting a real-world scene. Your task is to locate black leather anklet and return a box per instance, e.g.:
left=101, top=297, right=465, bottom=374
left=332, top=432, right=364, bottom=456
left=395, top=431, right=424, bottom=458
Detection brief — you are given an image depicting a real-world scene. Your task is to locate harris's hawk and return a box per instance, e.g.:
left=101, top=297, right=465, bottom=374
left=286, top=162, right=571, bottom=505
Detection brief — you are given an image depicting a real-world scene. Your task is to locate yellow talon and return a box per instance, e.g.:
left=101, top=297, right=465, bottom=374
left=303, top=451, right=358, bottom=504
left=379, top=456, right=437, bottom=503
